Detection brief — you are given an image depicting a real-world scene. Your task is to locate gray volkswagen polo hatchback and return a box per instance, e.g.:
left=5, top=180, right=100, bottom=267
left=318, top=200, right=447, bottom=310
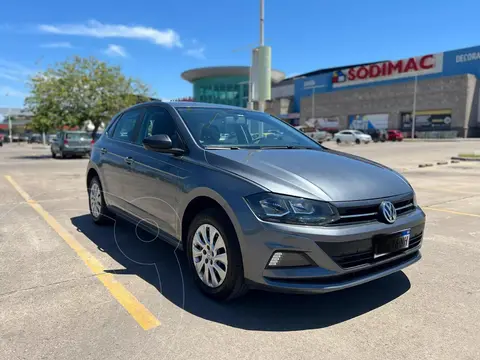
left=86, top=101, right=425, bottom=301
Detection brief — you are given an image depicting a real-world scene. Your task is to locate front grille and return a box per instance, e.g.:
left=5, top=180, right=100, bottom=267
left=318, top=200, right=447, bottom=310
left=317, top=226, right=423, bottom=269
left=330, top=195, right=415, bottom=226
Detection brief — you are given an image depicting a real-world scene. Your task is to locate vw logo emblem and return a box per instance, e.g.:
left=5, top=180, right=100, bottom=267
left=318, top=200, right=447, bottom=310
left=379, top=201, right=397, bottom=224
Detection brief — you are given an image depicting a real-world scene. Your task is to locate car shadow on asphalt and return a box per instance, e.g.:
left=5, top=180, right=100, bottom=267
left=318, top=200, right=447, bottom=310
left=10, top=155, right=89, bottom=160
left=71, top=214, right=411, bottom=332
left=9, top=155, right=54, bottom=160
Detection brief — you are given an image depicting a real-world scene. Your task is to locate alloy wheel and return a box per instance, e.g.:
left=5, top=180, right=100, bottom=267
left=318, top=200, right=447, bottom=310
left=192, top=224, right=228, bottom=288
left=89, top=182, right=102, bottom=218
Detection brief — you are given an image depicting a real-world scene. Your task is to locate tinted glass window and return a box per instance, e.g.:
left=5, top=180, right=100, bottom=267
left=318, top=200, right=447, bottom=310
left=137, top=107, right=181, bottom=147
left=65, top=132, right=89, bottom=140
left=112, top=109, right=142, bottom=142
left=176, top=108, right=320, bottom=149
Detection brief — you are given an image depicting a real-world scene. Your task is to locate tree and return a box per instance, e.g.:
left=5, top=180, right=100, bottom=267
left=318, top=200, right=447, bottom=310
left=25, top=56, right=153, bottom=138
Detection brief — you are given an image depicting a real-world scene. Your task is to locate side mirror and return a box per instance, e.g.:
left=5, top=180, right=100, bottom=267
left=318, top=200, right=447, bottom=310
left=142, top=134, right=184, bottom=156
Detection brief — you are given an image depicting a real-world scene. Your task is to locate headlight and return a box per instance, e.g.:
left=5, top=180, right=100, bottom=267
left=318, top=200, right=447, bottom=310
left=245, top=193, right=340, bottom=225
left=413, top=192, right=417, bottom=207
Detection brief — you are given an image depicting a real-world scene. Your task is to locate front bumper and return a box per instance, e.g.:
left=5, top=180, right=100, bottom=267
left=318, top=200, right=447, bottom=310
left=237, top=205, right=425, bottom=294
left=258, top=251, right=421, bottom=294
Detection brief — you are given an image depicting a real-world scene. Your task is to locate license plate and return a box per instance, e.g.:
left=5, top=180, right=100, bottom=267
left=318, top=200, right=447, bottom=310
left=373, top=229, right=410, bottom=259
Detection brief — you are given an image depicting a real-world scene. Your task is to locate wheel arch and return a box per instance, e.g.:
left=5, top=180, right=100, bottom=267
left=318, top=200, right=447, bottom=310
left=86, top=167, right=99, bottom=188
left=179, top=188, right=243, bottom=250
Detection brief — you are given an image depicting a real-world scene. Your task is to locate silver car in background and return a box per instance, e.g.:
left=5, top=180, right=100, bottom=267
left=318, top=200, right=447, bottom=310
left=87, top=102, right=425, bottom=301
left=334, top=130, right=372, bottom=144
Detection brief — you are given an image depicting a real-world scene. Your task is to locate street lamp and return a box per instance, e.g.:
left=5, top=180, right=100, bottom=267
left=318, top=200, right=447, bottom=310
left=308, top=85, right=325, bottom=121
left=295, top=77, right=325, bottom=122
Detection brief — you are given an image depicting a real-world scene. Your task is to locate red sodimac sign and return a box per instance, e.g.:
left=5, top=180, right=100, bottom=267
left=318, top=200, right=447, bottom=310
left=332, top=53, right=444, bottom=87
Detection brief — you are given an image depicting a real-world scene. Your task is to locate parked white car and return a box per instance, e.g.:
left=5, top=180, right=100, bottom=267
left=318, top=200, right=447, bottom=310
left=333, top=130, right=372, bottom=144
left=295, top=126, right=332, bottom=143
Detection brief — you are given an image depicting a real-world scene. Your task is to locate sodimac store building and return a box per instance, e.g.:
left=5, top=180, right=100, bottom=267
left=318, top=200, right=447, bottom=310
left=288, top=45, right=480, bottom=137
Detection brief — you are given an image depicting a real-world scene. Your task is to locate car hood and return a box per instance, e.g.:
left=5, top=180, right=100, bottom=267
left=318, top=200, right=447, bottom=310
left=205, top=148, right=412, bottom=201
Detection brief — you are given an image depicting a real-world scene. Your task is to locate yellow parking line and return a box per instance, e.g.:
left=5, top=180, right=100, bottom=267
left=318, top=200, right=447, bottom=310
left=4, top=175, right=160, bottom=331
left=425, top=206, right=480, bottom=218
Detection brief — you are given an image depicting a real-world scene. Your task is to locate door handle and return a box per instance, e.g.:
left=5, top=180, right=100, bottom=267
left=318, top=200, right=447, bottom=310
left=100, top=147, right=107, bottom=155
left=124, top=156, right=133, bottom=165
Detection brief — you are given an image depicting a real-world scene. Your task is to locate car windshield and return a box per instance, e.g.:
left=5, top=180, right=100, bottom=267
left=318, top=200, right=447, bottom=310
left=176, top=107, right=321, bottom=149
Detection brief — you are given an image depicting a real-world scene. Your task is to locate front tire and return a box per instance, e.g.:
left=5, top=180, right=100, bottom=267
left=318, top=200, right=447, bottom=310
left=88, top=176, right=111, bottom=225
left=186, top=208, right=247, bottom=301
left=355, top=138, right=361, bottom=144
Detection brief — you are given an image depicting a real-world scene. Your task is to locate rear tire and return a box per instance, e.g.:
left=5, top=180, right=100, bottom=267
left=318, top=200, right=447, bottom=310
left=88, top=176, right=112, bottom=225
left=336, top=138, right=341, bottom=144
left=355, top=138, right=361, bottom=144
left=186, top=208, right=247, bottom=301
left=51, top=151, right=56, bottom=158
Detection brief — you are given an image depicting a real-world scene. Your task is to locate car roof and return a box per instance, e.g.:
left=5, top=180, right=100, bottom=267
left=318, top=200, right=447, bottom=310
left=136, top=100, right=248, bottom=111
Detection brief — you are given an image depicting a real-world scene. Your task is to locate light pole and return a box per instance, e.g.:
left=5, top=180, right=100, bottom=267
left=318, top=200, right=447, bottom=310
left=305, top=85, right=325, bottom=122
left=411, top=75, right=417, bottom=139
left=257, top=0, right=265, bottom=113
left=232, top=40, right=269, bottom=111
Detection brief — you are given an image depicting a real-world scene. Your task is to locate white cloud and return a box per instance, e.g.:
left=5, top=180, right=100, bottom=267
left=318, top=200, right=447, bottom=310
left=104, top=44, right=128, bottom=58
left=185, top=46, right=205, bottom=60
left=39, top=20, right=182, bottom=48
left=0, top=59, right=35, bottom=82
left=0, top=85, right=27, bottom=98
left=40, top=42, right=73, bottom=48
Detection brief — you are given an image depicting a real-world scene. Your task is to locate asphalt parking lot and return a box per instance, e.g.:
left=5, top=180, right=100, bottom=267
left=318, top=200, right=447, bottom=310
left=1, top=141, right=479, bottom=360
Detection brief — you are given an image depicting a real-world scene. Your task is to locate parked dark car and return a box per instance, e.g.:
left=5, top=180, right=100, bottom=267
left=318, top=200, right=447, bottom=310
left=87, top=102, right=425, bottom=301
left=51, top=131, right=91, bottom=158
left=28, top=134, right=43, bottom=144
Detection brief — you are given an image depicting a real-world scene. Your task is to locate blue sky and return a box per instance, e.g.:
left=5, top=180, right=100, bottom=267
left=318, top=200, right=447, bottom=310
left=1, top=0, right=480, bottom=108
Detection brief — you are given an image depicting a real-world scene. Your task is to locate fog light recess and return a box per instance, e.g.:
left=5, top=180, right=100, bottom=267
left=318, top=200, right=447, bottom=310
left=267, top=251, right=312, bottom=268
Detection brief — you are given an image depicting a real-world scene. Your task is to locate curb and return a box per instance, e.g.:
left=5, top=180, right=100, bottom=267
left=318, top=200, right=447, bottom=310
left=451, top=156, right=480, bottom=162
left=403, top=139, right=480, bottom=142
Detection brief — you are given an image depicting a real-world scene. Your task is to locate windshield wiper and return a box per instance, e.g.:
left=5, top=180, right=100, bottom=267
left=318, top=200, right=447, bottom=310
left=258, top=145, right=318, bottom=150
left=204, top=146, right=241, bottom=150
